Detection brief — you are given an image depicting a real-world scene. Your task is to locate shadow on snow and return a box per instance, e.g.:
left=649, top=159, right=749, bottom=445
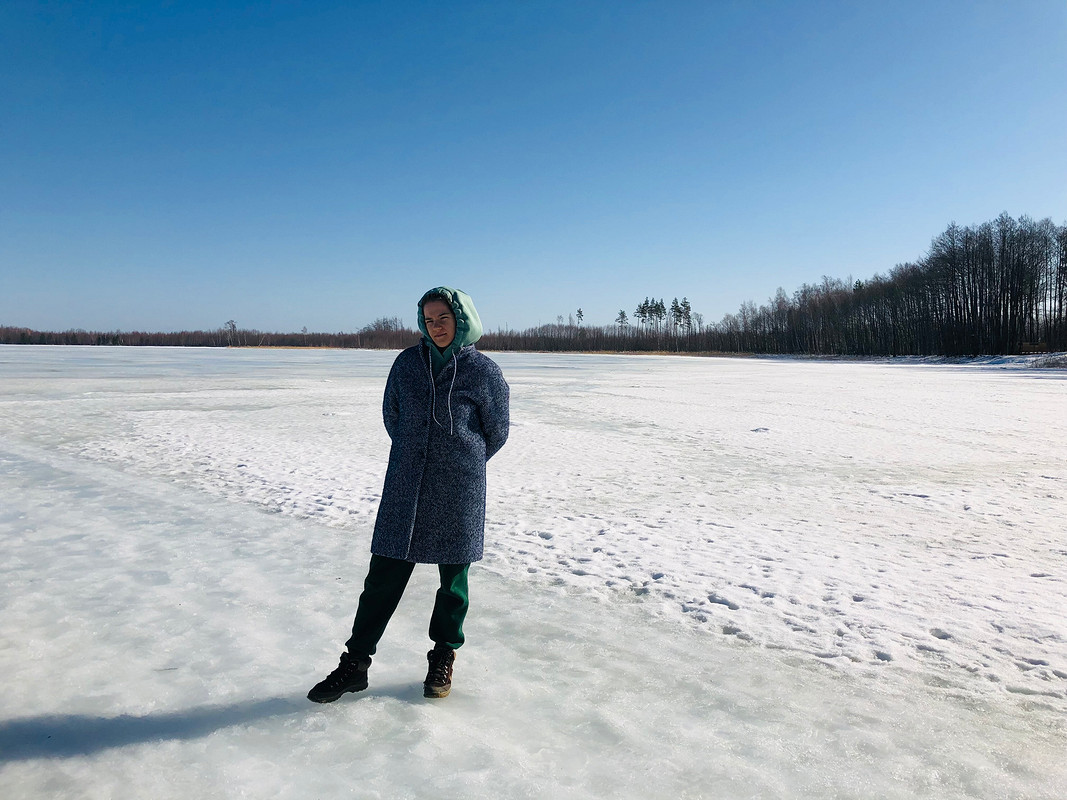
left=0, top=685, right=420, bottom=762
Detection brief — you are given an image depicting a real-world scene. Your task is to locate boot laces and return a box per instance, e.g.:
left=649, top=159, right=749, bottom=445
left=426, top=648, right=454, bottom=683
left=325, top=656, right=365, bottom=687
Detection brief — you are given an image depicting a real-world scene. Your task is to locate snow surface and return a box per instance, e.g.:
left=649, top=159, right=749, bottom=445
left=1, top=345, right=1065, bottom=799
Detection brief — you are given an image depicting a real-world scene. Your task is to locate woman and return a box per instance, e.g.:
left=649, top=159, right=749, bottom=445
left=308, top=286, right=510, bottom=701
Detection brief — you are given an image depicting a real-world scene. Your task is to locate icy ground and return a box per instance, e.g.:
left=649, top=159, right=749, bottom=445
left=1, top=345, right=1065, bottom=799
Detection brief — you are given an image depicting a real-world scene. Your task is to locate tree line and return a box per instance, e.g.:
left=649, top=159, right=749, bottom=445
left=710, top=213, right=1067, bottom=356
left=3, top=213, right=1063, bottom=356
left=0, top=317, right=419, bottom=349
left=483, top=213, right=1067, bottom=356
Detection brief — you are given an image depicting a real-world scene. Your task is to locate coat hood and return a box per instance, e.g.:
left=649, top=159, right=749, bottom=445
left=417, top=286, right=483, bottom=358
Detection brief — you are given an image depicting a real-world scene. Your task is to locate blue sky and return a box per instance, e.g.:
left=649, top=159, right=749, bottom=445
left=3, top=1, right=1066, bottom=333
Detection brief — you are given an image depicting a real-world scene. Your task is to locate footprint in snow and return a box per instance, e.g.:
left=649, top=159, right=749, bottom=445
left=1020, top=657, right=1050, bottom=666
left=708, top=593, right=740, bottom=611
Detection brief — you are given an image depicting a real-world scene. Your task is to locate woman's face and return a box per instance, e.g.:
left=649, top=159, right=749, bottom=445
left=423, top=300, right=457, bottom=348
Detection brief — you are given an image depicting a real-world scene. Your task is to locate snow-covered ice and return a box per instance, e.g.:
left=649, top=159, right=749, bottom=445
left=1, top=345, right=1065, bottom=799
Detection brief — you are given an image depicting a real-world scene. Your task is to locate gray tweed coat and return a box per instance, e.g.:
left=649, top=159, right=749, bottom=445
left=370, top=342, right=510, bottom=564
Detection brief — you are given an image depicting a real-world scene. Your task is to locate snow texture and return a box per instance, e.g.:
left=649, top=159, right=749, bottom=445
left=1, top=345, right=1065, bottom=799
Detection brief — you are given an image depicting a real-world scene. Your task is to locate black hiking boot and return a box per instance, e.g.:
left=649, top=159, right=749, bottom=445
left=424, top=645, right=455, bottom=698
left=307, top=653, right=371, bottom=703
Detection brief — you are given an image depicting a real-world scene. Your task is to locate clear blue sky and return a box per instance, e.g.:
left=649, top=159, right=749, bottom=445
left=3, top=1, right=1066, bottom=334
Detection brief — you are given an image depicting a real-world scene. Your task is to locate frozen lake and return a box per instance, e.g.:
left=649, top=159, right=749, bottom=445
left=1, top=345, right=1065, bottom=799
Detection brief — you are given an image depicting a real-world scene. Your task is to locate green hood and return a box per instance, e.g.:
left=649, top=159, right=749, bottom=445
left=418, top=286, right=483, bottom=375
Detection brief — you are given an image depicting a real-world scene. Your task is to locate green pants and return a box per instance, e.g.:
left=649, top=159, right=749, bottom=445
left=345, top=554, right=470, bottom=659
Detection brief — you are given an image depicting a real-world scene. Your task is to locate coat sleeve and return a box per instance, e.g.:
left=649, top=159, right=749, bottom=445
left=382, top=359, right=401, bottom=440
left=482, top=363, right=510, bottom=460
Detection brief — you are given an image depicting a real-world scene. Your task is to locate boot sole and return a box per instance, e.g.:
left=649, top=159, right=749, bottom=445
left=307, top=682, right=369, bottom=703
left=423, top=684, right=451, bottom=699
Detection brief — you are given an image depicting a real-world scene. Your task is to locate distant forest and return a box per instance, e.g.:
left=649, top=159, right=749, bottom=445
left=0, top=317, right=418, bottom=350
left=4, top=213, right=1065, bottom=357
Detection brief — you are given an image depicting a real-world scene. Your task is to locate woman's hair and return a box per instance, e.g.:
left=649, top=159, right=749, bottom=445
left=422, top=291, right=451, bottom=308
